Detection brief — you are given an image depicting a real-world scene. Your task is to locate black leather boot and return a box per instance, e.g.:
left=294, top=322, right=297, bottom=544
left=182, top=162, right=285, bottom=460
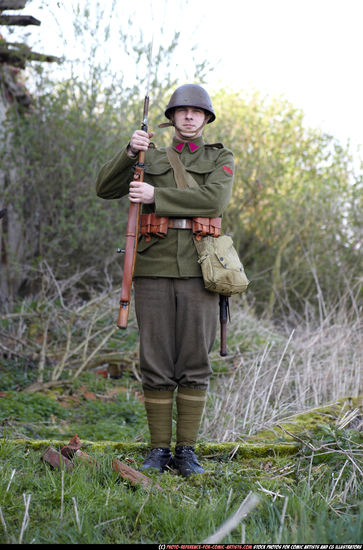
left=173, top=445, right=204, bottom=477
left=140, top=447, right=174, bottom=473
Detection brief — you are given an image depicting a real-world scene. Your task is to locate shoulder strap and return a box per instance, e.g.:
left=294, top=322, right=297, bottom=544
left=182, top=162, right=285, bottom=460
left=204, top=142, right=224, bottom=149
left=166, top=147, right=199, bottom=190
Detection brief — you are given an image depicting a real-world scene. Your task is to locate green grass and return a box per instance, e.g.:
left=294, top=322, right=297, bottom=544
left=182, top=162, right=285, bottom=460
left=0, top=437, right=362, bottom=544
left=0, top=371, right=148, bottom=442
left=0, top=358, right=362, bottom=544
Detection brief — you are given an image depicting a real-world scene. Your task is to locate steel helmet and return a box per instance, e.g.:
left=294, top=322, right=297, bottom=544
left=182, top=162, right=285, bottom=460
left=164, top=84, right=216, bottom=123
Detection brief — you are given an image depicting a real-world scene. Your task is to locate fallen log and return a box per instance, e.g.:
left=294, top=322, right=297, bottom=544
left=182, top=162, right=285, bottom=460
left=41, top=446, right=73, bottom=471
left=112, top=458, right=162, bottom=491
left=22, top=379, right=74, bottom=393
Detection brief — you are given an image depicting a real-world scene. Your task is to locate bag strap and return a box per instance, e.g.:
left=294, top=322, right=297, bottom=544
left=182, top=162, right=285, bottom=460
left=166, top=147, right=199, bottom=190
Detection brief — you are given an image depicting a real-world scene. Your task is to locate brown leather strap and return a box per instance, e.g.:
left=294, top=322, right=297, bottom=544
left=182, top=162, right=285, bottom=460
left=140, top=213, right=221, bottom=242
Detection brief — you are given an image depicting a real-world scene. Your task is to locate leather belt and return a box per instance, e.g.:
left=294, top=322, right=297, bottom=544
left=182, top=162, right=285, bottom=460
left=140, top=213, right=221, bottom=242
left=168, top=218, right=193, bottom=230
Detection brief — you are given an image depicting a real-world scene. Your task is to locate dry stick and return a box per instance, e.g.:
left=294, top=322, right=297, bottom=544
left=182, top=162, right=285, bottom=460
left=131, top=360, right=142, bottom=383
left=72, top=497, right=82, bottom=534
left=0, top=312, right=38, bottom=320
left=202, top=492, right=260, bottom=544
left=342, top=470, right=357, bottom=503
left=19, top=493, right=31, bottom=544
left=6, top=468, right=16, bottom=492
left=277, top=496, right=289, bottom=544
left=229, top=445, right=240, bottom=461
left=256, top=482, right=284, bottom=502
left=276, top=424, right=316, bottom=451
left=43, top=259, right=67, bottom=310
left=0, top=341, right=30, bottom=361
left=75, top=287, right=119, bottom=316
left=72, top=327, right=117, bottom=379
left=105, top=488, right=111, bottom=507
left=0, top=330, right=41, bottom=351
left=260, top=330, right=295, bottom=425
left=304, top=447, right=363, bottom=477
left=95, top=516, right=124, bottom=529
left=37, top=317, right=49, bottom=384
left=60, top=470, right=65, bottom=521
left=82, top=309, right=98, bottom=363
left=242, top=344, right=271, bottom=429
left=51, top=315, right=74, bottom=381
left=52, top=321, right=113, bottom=381
left=328, top=459, right=349, bottom=504
left=133, top=490, right=152, bottom=530
left=336, top=449, right=363, bottom=477
left=274, top=354, right=295, bottom=409
left=337, top=408, right=361, bottom=429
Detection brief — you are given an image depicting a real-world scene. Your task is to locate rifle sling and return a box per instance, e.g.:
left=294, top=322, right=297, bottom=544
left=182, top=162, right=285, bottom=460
left=166, top=147, right=199, bottom=190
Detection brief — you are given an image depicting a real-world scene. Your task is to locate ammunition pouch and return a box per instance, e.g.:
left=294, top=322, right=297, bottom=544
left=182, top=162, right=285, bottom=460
left=192, top=216, right=221, bottom=240
left=140, top=213, right=221, bottom=242
left=140, top=213, right=169, bottom=241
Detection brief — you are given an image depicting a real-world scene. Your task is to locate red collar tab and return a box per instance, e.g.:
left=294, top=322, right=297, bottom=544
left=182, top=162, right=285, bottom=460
left=175, top=142, right=199, bottom=153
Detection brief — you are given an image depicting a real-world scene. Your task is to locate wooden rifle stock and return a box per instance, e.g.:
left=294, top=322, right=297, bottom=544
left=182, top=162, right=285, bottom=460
left=117, top=165, right=143, bottom=329
left=219, top=295, right=230, bottom=356
left=117, top=97, right=149, bottom=329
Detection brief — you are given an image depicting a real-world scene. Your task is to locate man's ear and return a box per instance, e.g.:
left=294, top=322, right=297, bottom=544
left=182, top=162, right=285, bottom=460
left=204, top=112, right=211, bottom=123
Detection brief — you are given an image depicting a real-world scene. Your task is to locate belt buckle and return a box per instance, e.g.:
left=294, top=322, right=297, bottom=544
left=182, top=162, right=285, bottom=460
left=173, top=218, right=190, bottom=229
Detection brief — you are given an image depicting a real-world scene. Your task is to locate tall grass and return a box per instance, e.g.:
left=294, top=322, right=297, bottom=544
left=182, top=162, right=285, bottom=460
left=203, top=288, right=362, bottom=441
left=1, top=266, right=362, bottom=443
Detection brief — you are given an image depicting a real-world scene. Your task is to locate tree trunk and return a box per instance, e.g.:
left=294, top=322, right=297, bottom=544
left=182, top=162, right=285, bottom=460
left=0, top=68, right=27, bottom=307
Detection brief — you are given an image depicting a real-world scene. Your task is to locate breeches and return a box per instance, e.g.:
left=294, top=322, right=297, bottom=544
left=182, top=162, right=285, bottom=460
left=134, top=277, right=218, bottom=390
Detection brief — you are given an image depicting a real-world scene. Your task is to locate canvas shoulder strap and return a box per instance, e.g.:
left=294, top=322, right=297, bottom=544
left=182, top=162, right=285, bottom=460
left=166, top=147, right=199, bottom=190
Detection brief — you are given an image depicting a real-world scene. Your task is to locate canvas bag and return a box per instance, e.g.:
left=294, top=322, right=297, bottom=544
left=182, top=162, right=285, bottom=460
left=166, top=147, right=249, bottom=296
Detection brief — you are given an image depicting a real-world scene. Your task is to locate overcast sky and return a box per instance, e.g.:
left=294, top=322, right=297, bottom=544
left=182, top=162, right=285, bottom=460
left=3, top=0, right=363, bottom=161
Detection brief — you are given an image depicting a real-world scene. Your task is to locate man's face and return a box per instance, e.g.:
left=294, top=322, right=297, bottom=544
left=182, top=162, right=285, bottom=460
left=173, top=107, right=209, bottom=139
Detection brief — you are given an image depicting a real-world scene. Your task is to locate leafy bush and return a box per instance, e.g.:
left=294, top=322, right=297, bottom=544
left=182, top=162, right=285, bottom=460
left=0, top=392, right=69, bottom=422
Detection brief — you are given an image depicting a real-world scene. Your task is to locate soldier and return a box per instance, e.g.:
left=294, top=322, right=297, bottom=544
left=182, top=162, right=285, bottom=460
left=96, top=84, right=234, bottom=476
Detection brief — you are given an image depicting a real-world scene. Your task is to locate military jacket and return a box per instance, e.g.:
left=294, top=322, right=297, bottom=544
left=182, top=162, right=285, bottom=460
left=96, top=136, right=234, bottom=278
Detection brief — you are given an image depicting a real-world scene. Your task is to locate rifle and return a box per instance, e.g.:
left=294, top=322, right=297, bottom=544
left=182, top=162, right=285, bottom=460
left=219, top=295, right=230, bottom=356
left=117, top=44, right=153, bottom=329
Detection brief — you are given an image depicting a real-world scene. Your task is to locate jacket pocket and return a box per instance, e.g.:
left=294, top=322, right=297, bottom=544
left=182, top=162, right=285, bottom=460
left=144, top=161, right=172, bottom=176
left=186, top=160, right=216, bottom=176
left=137, top=235, right=159, bottom=253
